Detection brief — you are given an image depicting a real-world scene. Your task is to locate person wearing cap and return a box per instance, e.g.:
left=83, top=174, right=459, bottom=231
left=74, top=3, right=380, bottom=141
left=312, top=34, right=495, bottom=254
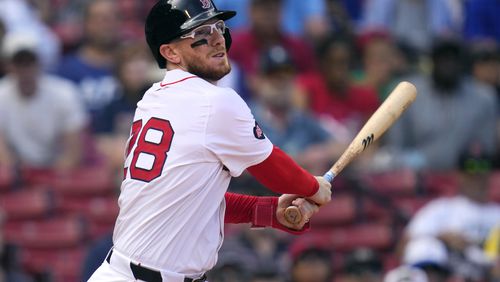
left=0, top=33, right=87, bottom=170
left=384, top=266, right=429, bottom=282
left=402, top=237, right=450, bottom=282
left=249, top=45, right=343, bottom=175
left=402, top=147, right=500, bottom=281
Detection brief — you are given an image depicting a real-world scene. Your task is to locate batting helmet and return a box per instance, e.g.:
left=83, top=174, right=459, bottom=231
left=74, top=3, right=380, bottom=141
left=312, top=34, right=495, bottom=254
left=145, top=0, right=236, bottom=68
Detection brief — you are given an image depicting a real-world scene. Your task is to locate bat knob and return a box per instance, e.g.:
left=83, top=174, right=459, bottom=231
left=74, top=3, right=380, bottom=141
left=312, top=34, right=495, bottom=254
left=284, top=206, right=302, bottom=225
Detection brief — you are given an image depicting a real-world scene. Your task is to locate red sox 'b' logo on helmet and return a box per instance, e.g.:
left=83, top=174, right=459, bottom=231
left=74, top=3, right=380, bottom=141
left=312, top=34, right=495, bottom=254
left=200, top=0, right=211, bottom=9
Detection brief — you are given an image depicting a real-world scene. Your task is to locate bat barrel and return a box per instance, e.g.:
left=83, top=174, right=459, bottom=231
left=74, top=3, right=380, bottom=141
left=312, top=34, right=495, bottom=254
left=283, top=81, right=417, bottom=226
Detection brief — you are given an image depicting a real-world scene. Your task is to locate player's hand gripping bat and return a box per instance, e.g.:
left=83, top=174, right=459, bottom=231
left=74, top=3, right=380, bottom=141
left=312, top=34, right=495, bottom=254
left=284, top=81, right=418, bottom=224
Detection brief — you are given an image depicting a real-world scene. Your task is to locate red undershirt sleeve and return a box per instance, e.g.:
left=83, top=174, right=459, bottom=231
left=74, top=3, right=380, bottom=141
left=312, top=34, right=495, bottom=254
left=246, top=146, right=319, bottom=197
left=224, top=192, right=310, bottom=235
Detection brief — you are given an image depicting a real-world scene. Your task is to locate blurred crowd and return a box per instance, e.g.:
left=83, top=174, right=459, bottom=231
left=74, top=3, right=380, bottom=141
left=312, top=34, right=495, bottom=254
left=0, top=0, right=499, bottom=281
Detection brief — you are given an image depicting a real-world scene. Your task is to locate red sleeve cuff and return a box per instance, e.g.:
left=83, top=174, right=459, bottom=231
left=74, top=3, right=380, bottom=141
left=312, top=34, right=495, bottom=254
left=251, top=197, right=310, bottom=235
left=247, top=146, right=319, bottom=197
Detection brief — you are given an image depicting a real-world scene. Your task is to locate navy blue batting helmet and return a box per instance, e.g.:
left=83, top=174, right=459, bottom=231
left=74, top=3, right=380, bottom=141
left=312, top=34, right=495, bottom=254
left=145, top=0, right=236, bottom=68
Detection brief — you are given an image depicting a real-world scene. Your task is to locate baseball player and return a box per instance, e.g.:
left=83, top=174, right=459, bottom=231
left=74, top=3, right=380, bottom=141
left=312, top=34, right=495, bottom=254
left=88, top=1, right=331, bottom=281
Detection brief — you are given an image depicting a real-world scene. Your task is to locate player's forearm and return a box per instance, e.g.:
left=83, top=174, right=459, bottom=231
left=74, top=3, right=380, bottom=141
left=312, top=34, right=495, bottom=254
left=247, top=146, right=319, bottom=196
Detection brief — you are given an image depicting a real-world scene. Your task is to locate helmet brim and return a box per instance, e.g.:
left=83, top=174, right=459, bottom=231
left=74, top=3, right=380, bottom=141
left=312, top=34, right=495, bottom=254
left=180, top=10, right=236, bottom=31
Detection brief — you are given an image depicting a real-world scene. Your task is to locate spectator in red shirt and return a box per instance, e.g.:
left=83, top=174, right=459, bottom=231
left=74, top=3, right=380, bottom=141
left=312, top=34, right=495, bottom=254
left=229, top=0, right=317, bottom=78
left=353, top=30, right=399, bottom=100
left=297, top=35, right=379, bottom=138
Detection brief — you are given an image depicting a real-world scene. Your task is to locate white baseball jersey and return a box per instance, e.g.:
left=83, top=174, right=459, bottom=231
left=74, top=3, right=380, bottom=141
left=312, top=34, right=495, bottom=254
left=406, top=195, right=500, bottom=244
left=112, top=69, right=273, bottom=276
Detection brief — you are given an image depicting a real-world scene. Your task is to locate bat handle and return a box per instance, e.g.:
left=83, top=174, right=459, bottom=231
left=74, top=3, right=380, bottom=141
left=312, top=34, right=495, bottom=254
left=283, top=171, right=336, bottom=225
left=323, top=171, right=335, bottom=183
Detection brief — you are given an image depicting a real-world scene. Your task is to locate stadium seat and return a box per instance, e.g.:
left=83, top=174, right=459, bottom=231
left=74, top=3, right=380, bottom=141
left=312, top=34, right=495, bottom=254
left=21, top=167, right=54, bottom=185
left=311, top=195, right=356, bottom=226
left=362, top=198, right=392, bottom=221
left=393, top=197, right=431, bottom=217
left=88, top=221, right=115, bottom=240
left=3, top=216, right=87, bottom=248
left=421, top=171, right=459, bottom=196
left=22, top=166, right=117, bottom=195
left=55, top=195, right=118, bottom=239
left=328, top=223, right=394, bottom=252
left=0, top=189, right=54, bottom=220
left=20, top=247, right=86, bottom=282
left=489, top=170, right=500, bottom=202
left=362, top=169, right=417, bottom=195
left=293, top=223, right=394, bottom=253
left=51, top=167, right=116, bottom=195
left=56, top=195, right=119, bottom=223
left=0, top=166, right=14, bottom=192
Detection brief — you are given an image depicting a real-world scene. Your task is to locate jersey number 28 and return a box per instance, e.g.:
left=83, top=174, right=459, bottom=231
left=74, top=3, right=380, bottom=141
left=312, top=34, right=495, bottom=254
left=124, top=118, right=174, bottom=182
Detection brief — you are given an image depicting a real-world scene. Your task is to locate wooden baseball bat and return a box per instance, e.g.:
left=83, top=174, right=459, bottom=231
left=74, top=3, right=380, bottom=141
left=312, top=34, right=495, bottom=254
left=284, top=81, right=418, bottom=224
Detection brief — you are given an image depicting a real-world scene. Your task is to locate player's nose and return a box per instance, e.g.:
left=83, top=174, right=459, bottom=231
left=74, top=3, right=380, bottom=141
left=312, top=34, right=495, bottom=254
left=210, top=30, right=225, bottom=46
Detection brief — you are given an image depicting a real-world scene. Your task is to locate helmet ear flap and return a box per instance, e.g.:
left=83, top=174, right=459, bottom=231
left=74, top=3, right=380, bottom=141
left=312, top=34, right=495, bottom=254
left=223, top=27, right=232, bottom=51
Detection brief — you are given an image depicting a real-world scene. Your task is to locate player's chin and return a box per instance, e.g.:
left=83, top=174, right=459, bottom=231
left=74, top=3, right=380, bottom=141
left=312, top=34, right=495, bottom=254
left=210, top=60, right=231, bottom=76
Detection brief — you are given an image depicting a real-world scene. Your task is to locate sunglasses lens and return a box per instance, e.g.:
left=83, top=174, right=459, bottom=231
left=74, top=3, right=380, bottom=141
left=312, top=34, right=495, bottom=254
left=182, top=21, right=225, bottom=40
left=193, top=26, right=212, bottom=39
left=215, top=21, right=225, bottom=33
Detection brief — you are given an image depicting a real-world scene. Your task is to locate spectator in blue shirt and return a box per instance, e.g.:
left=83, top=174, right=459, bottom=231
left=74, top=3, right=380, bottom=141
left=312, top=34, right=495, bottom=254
left=360, top=0, right=464, bottom=52
left=56, top=0, right=121, bottom=134
left=214, top=0, right=328, bottom=40
left=464, top=0, right=500, bottom=43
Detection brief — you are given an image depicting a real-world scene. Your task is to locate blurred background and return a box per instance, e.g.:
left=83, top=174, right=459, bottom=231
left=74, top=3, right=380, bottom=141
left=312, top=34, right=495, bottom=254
left=0, top=0, right=499, bottom=281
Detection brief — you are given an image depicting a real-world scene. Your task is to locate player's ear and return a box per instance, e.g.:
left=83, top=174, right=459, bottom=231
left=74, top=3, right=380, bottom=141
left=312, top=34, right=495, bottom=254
left=159, top=44, right=181, bottom=65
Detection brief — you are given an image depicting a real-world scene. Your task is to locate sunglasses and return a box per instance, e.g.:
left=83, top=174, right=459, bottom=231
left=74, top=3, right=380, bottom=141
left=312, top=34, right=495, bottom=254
left=180, top=20, right=226, bottom=41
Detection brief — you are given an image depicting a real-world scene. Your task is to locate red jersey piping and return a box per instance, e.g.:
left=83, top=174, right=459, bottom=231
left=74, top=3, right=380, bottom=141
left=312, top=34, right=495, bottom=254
left=159, top=75, right=197, bottom=87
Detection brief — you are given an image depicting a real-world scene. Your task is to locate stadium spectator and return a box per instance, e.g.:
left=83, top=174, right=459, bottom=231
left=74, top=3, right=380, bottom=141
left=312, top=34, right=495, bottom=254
left=207, top=252, right=250, bottom=282
left=215, top=0, right=328, bottom=41
left=290, top=247, right=333, bottom=282
left=81, top=233, right=113, bottom=282
left=469, top=41, right=499, bottom=95
left=377, top=39, right=497, bottom=171
left=464, top=0, right=500, bottom=43
left=343, top=248, right=384, bottom=282
left=403, top=237, right=450, bottom=282
left=93, top=42, right=155, bottom=135
left=249, top=267, right=284, bottom=282
left=402, top=148, right=500, bottom=281
left=384, top=266, right=429, bottom=282
left=56, top=0, right=121, bottom=134
left=229, top=0, right=317, bottom=78
left=0, top=0, right=61, bottom=70
left=0, top=33, right=86, bottom=170
left=297, top=35, right=379, bottom=139
left=325, top=0, right=356, bottom=37
left=485, top=226, right=500, bottom=282
left=360, top=0, right=463, bottom=53
left=249, top=45, right=343, bottom=175
left=353, top=31, right=398, bottom=100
